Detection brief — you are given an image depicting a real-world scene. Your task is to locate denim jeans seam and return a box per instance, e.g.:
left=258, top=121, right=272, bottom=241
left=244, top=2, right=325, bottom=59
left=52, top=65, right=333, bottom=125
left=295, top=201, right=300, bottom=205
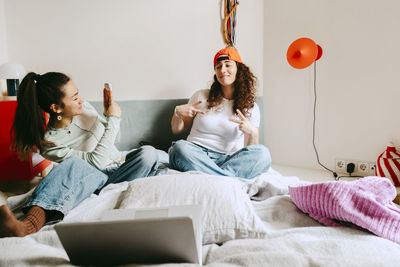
left=219, top=151, right=243, bottom=172
left=171, top=156, right=186, bottom=171
left=149, top=160, right=159, bottom=176
left=33, top=171, right=104, bottom=215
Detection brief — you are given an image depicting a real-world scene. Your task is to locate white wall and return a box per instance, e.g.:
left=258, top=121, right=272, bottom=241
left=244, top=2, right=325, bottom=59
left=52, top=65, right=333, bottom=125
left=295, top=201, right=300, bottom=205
left=264, top=0, right=400, bottom=170
left=0, top=0, right=8, bottom=93
left=0, top=0, right=7, bottom=63
left=9, top=0, right=397, bottom=172
left=4, top=0, right=263, bottom=101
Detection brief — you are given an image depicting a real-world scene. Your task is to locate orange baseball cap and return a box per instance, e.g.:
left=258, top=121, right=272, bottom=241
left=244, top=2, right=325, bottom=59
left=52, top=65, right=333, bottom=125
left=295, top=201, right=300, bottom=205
left=213, top=47, right=243, bottom=66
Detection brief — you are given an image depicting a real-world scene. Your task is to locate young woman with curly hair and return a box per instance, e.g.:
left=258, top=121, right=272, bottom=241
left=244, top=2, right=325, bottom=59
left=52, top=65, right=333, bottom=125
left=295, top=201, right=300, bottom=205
left=169, top=47, right=271, bottom=179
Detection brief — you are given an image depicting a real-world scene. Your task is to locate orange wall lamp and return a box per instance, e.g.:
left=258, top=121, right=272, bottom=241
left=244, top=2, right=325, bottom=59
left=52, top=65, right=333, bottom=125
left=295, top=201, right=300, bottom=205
left=285, top=37, right=342, bottom=179
left=287, top=37, right=323, bottom=69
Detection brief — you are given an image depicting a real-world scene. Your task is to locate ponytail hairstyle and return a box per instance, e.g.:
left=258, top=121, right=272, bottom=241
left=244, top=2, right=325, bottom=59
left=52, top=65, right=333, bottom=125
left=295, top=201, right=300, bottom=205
left=11, top=72, right=70, bottom=159
left=207, top=62, right=257, bottom=117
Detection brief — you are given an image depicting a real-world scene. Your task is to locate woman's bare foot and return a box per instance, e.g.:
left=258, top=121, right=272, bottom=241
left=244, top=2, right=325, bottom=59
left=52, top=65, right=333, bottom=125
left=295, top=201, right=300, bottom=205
left=0, top=205, right=29, bottom=237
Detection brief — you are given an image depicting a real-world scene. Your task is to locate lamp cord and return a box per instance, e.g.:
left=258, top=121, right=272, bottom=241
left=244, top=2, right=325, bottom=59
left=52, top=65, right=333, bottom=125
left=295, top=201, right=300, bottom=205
left=312, top=62, right=338, bottom=179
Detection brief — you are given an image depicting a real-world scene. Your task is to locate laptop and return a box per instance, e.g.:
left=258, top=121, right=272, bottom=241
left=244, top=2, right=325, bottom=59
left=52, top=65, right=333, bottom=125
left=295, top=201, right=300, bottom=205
left=54, top=205, right=203, bottom=266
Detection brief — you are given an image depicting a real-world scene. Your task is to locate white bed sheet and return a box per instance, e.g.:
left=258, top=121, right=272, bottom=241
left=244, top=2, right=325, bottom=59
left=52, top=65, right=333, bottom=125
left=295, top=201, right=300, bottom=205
left=1, top=169, right=400, bottom=267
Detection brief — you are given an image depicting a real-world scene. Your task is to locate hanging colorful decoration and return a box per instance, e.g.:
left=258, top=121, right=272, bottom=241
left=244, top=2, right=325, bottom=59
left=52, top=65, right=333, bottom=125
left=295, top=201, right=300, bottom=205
left=223, top=0, right=239, bottom=47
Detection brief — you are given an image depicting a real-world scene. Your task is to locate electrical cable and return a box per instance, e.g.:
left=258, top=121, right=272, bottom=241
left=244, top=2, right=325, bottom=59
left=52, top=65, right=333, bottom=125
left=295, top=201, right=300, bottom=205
left=313, top=62, right=369, bottom=181
left=312, top=62, right=338, bottom=179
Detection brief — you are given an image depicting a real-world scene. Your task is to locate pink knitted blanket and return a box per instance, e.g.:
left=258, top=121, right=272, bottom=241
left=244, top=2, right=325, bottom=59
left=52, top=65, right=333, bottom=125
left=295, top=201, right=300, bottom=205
left=289, top=177, right=400, bottom=244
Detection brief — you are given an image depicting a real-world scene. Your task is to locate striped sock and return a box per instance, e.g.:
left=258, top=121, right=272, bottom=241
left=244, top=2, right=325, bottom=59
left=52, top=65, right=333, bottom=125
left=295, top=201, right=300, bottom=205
left=22, top=206, right=46, bottom=234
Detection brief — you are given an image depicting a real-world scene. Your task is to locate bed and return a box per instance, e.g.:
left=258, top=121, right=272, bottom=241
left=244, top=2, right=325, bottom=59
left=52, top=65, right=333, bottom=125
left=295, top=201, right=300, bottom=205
left=1, top=99, right=399, bottom=266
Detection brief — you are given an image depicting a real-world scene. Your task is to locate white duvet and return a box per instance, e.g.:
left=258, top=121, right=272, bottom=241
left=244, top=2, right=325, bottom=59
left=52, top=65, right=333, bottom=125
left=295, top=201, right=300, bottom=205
left=1, top=169, right=400, bottom=267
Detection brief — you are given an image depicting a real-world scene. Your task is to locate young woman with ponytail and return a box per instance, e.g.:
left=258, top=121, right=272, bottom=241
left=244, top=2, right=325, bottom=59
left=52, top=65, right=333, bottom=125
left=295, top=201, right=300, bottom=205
left=0, top=72, right=158, bottom=237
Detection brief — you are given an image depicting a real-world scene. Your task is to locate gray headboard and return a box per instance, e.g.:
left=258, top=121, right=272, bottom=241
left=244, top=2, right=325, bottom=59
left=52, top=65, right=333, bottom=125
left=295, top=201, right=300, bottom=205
left=90, top=98, right=264, bottom=152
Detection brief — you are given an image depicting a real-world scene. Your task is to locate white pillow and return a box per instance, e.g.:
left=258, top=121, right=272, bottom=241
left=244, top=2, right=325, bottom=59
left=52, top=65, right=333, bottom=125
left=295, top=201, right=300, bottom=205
left=118, top=172, right=267, bottom=244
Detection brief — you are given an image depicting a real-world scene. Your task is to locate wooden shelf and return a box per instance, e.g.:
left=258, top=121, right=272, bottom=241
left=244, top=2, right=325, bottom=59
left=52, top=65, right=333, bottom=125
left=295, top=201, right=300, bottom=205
left=0, top=96, right=17, bottom=101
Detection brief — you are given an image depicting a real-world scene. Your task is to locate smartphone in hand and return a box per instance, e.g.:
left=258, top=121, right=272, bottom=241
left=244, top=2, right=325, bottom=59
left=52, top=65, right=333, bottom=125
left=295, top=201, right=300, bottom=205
left=103, top=82, right=112, bottom=110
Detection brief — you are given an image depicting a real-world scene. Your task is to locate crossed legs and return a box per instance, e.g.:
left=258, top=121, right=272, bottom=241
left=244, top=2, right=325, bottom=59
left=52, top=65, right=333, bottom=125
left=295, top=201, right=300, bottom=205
left=169, top=140, right=271, bottom=179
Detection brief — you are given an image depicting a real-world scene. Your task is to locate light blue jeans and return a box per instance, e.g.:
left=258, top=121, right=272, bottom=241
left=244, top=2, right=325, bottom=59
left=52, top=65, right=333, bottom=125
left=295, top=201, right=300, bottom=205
left=168, top=140, right=271, bottom=179
left=23, top=146, right=158, bottom=222
left=101, top=145, right=159, bottom=187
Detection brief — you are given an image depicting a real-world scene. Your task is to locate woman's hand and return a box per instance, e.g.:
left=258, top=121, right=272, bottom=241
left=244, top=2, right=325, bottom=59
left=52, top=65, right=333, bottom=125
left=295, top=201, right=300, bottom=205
left=174, top=101, right=205, bottom=119
left=104, top=101, right=122, bottom=118
left=171, top=100, right=204, bottom=135
left=230, top=109, right=258, bottom=137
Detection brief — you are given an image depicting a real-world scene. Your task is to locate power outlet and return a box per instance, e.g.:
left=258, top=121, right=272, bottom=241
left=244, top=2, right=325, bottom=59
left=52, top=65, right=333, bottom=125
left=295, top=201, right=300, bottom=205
left=368, top=162, right=377, bottom=176
left=334, top=159, right=376, bottom=176
left=358, top=162, right=369, bottom=174
left=335, top=159, right=346, bottom=172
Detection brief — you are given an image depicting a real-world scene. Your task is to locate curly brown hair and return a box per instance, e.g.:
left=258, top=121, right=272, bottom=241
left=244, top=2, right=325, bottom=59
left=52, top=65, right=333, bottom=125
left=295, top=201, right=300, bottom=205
left=207, top=62, right=256, bottom=117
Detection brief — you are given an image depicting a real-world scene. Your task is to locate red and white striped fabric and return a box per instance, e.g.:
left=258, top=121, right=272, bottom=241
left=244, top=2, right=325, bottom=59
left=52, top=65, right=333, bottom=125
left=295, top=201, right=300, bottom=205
left=376, top=144, right=400, bottom=187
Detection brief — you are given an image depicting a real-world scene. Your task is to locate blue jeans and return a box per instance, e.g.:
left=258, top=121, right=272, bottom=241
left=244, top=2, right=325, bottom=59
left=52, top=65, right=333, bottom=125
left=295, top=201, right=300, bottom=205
left=168, top=140, right=271, bottom=179
left=101, top=145, right=159, bottom=187
left=23, top=146, right=158, bottom=221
